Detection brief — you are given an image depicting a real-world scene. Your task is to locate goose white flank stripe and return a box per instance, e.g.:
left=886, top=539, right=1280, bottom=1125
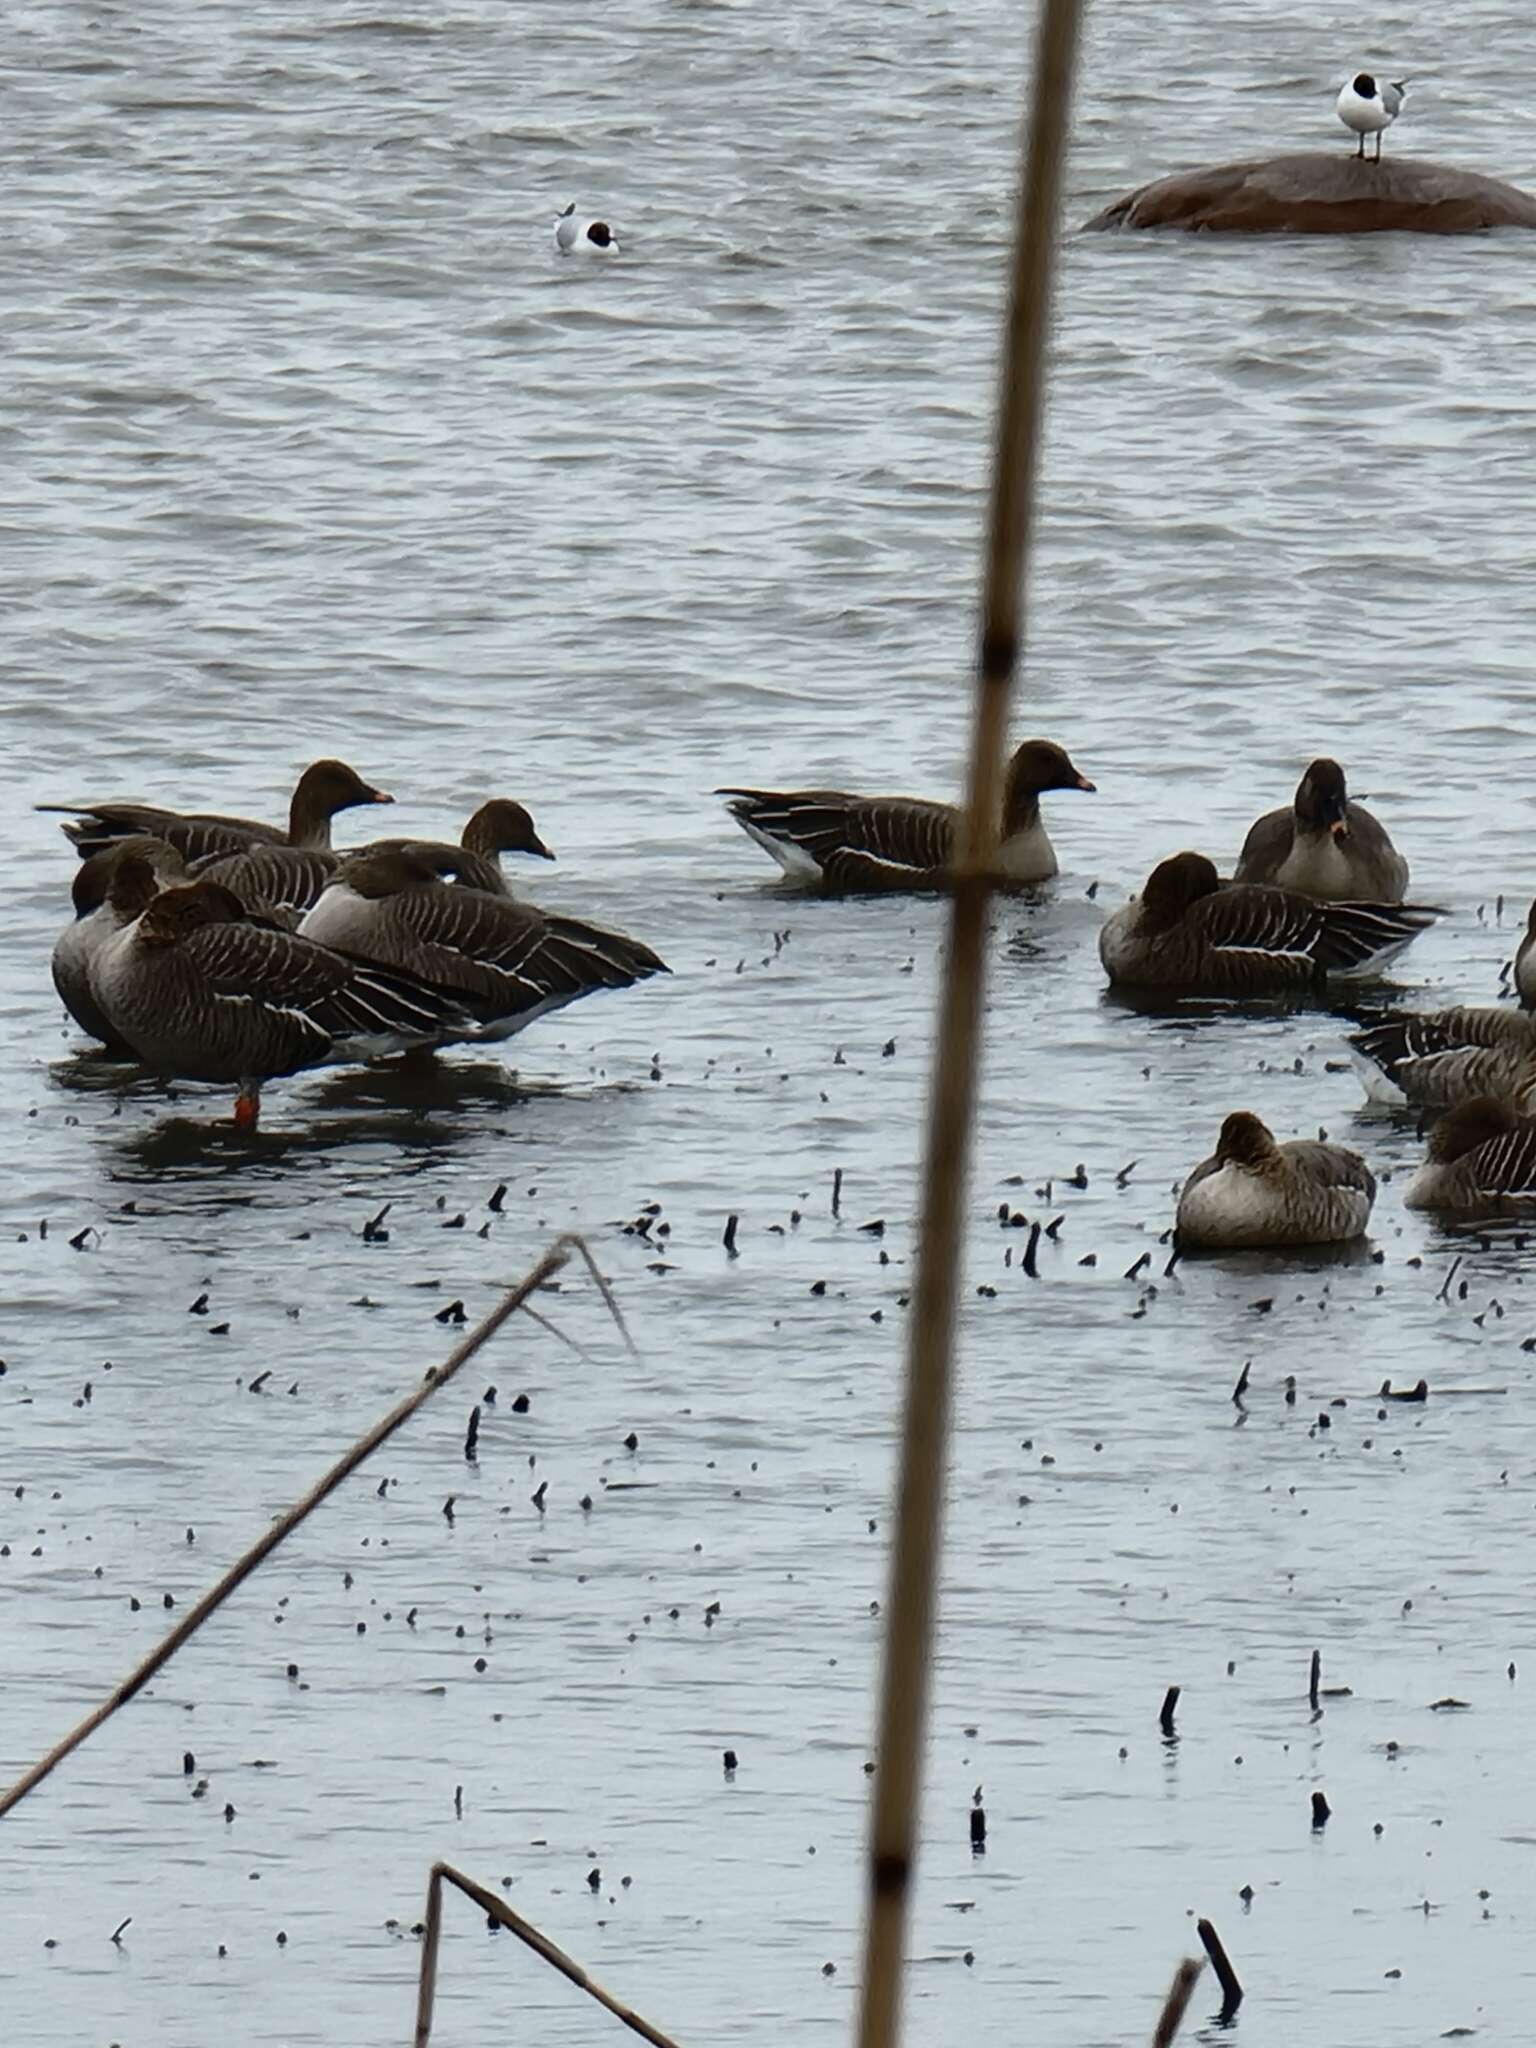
left=554, top=202, right=619, bottom=255
left=1336, top=72, right=1408, bottom=160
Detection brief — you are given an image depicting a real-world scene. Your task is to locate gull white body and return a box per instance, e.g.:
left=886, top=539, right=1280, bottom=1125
left=1336, top=74, right=1406, bottom=159
left=554, top=204, right=618, bottom=256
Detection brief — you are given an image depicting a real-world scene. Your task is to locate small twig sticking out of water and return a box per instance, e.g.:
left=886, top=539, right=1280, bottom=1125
left=832, top=1167, right=843, bottom=1218
left=0, top=1234, right=625, bottom=1821
left=110, top=1917, right=132, bottom=1946
left=1309, top=1649, right=1321, bottom=1711
left=1436, top=1256, right=1463, bottom=1305
left=1150, top=1957, right=1203, bottom=2047
left=1311, top=1790, right=1331, bottom=1829
left=1231, top=1361, right=1250, bottom=1405
left=464, top=1407, right=480, bottom=1462
left=1159, top=1686, right=1180, bottom=1736
left=1196, top=1920, right=1243, bottom=2016
left=1021, top=1221, right=1041, bottom=1278
left=722, top=1213, right=739, bottom=1258
left=413, top=1862, right=683, bottom=2048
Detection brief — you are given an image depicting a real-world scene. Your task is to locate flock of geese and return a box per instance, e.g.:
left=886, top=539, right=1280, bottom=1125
left=41, top=744, right=1536, bottom=1241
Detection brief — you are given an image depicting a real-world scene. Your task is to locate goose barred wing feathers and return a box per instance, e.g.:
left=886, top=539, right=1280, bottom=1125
left=1193, top=887, right=1438, bottom=976
left=718, top=789, right=956, bottom=882
left=184, top=922, right=470, bottom=1052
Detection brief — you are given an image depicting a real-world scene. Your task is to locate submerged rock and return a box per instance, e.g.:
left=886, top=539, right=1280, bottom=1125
left=1085, top=152, right=1536, bottom=235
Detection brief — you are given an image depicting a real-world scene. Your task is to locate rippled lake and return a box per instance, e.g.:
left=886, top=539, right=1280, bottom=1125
left=4, top=3, right=1536, bottom=2044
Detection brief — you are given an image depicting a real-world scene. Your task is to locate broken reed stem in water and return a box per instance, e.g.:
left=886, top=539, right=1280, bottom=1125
left=414, top=1862, right=684, bottom=2048
left=0, top=1233, right=617, bottom=1821
left=853, top=6, right=1084, bottom=2048
left=1150, top=1958, right=1204, bottom=2047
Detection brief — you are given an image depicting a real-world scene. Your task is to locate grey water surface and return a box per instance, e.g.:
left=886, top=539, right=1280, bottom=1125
left=3, top=3, right=1536, bottom=2044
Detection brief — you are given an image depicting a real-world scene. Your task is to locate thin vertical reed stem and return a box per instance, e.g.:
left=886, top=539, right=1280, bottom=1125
left=853, top=7, right=1084, bottom=2048
left=0, top=1236, right=592, bottom=1820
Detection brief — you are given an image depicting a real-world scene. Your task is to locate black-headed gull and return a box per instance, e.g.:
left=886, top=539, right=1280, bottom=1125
left=1336, top=72, right=1407, bottom=161
left=554, top=203, right=618, bottom=255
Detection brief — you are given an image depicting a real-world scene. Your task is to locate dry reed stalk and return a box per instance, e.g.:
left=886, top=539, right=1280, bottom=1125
left=0, top=1232, right=622, bottom=1821
left=853, top=5, right=1084, bottom=2047
left=1151, top=1957, right=1203, bottom=2046
left=413, top=1862, right=684, bottom=2048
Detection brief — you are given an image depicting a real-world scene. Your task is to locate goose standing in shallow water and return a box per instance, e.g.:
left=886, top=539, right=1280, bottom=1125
left=718, top=738, right=1095, bottom=890
left=192, top=796, right=555, bottom=922
left=1176, top=1112, right=1375, bottom=1248
left=1349, top=1007, right=1536, bottom=1109
left=1099, top=851, right=1439, bottom=995
left=299, top=848, right=667, bottom=1045
left=52, top=835, right=187, bottom=1049
left=38, top=759, right=394, bottom=865
left=88, top=858, right=475, bottom=1127
left=1405, top=1098, right=1536, bottom=1210
left=554, top=204, right=618, bottom=255
left=1234, top=758, right=1408, bottom=902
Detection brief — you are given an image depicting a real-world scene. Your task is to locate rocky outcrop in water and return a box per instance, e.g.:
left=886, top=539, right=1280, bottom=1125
left=1084, top=153, right=1536, bottom=235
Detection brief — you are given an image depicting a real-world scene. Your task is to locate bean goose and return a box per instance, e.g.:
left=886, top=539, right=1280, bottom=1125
left=89, top=859, right=475, bottom=1126
left=1098, top=852, right=1440, bottom=995
left=1514, top=899, right=1536, bottom=1009
left=1404, top=1097, right=1536, bottom=1211
left=38, top=758, right=393, bottom=865
left=190, top=797, right=554, bottom=923
left=1349, top=1007, right=1536, bottom=1109
left=1234, top=758, right=1409, bottom=902
left=1176, top=1111, right=1375, bottom=1248
left=298, top=848, right=668, bottom=1045
left=51, top=835, right=188, bottom=1049
left=717, top=738, right=1094, bottom=889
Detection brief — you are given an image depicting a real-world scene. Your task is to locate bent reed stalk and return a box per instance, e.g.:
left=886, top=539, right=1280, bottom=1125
left=0, top=1233, right=627, bottom=1822
left=853, top=6, right=1085, bottom=2048
left=414, top=1862, right=684, bottom=2048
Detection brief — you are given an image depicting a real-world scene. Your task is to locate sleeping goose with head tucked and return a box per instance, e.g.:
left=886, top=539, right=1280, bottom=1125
left=298, top=848, right=667, bottom=1045
left=1405, top=1097, right=1536, bottom=1211
left=1176, top=1111, right=1375, bottom=1249
left=88, top=854, right=475, bottom=1126
left=718, top=738, right=1094, bottom=890
left=191, top=796, right=554, bottom=923
left=39, top=758, right=394, bottom=865
left=1234, top=758, right=1408, bottom=902
left=52, top=835, right=188, bottom=1049
left=1099, top=851, right=1439, bottom=995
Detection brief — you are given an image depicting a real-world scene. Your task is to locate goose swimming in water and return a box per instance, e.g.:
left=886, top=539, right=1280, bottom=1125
left=718, top=738, right=1095, bottom=890
left=1234, top=758, right=1408, bottom=903
left=554, top=203, right=618, bottom=255
left=1176, top=1111, right=1375, bottom=1249
left=1099, top=851, right=1439, bottom=994
left=191, top=796, right=555, bottom=922
left=38, top=759, right=394, bottom=865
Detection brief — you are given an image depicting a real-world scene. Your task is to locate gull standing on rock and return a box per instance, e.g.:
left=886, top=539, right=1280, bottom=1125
left=554, top=203, right=618, bottom=255
left=1336, top=73, right=1407, bottom=160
